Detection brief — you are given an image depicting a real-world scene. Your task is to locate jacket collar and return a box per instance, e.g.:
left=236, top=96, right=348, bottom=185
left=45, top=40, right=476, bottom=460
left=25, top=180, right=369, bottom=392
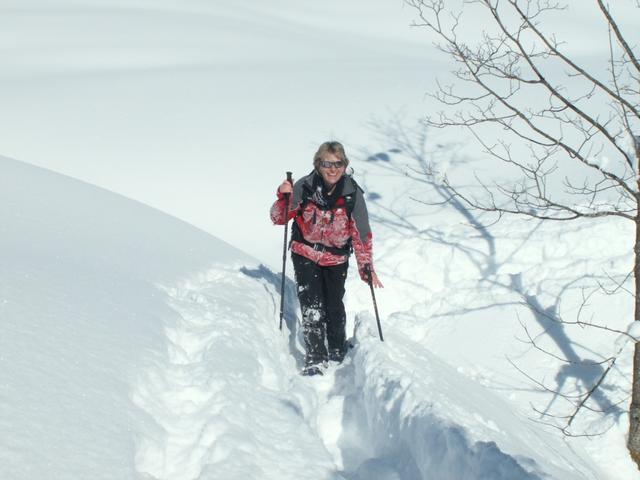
left=303, top=170, right=356, bottom=196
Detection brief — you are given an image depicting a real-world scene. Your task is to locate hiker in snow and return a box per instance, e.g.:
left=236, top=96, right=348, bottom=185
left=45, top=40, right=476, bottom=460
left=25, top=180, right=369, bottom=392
left=270, top=141, right=383, bottom=376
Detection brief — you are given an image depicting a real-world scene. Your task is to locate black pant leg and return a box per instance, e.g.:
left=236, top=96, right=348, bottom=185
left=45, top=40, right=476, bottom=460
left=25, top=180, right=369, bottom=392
left=292, top=253, right=327, bottom=365
left=322, top=261, right=348, bottom=353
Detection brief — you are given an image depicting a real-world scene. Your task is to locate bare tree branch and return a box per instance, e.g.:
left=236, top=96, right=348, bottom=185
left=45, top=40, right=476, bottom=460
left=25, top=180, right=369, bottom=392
left=403, top=0, right=639, bottom=453
left=596, top=0, right=640, bottom=74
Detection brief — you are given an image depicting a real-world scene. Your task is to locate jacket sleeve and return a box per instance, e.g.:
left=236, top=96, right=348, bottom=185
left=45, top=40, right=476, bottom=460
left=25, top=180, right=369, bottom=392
left=349, top=187, right=375, bottom=279
left=270, top=178, right=304, bottom=225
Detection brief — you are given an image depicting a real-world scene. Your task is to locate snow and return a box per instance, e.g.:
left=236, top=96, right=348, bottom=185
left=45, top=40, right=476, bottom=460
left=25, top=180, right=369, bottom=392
left=0, top=156, right=248, bottom=479
left=133, top=267, right=340, bottom=480
left=350, top=314, right=595, bottom=480
left=0, top=0, right=433, bottom=267
left=1, top=1, right=639, bottom=479
left=627, top=322, right=640, bottom=340
left=1, top=152, right=633, bottom=479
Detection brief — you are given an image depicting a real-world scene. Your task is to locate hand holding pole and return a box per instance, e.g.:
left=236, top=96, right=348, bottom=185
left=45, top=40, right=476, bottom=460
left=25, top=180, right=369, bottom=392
left=364, top=264, right=384, bottom=342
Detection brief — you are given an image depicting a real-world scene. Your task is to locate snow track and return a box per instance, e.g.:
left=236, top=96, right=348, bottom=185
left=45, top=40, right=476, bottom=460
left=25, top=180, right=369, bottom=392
left=131, top=264, right=341, bottom=480
left=131, top=264, right=600, bottom=480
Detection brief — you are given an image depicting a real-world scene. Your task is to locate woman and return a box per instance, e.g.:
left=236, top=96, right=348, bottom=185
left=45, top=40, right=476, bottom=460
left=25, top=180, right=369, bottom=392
left=270, top=141, right=383, bottom=376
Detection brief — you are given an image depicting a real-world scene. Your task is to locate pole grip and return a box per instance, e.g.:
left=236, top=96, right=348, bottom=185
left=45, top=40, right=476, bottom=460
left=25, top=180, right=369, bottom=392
left=286, top=171, right=293, bottom=185
left=364, top=264, right=372, bottom=282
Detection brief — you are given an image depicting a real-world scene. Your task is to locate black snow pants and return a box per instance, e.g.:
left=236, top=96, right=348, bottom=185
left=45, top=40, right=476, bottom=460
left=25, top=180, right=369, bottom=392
left=292, top=253, right=348, bottom=366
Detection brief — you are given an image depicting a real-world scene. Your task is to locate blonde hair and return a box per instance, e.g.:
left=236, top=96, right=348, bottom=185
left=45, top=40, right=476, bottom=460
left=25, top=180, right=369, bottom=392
left=313, top=141, right=349, bottom=170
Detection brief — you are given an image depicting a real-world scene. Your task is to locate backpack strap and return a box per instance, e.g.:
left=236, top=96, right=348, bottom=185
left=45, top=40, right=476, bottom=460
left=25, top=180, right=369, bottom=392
left=290, top=182, right=312, bottom=246
left=295, top=181, right=314, bottom=217
left=343, top=176, right=363, bottom=220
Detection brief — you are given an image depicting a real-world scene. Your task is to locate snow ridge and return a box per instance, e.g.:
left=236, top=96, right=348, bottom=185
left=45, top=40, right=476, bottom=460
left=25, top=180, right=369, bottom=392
left=348, top=313, right=602, bottom=480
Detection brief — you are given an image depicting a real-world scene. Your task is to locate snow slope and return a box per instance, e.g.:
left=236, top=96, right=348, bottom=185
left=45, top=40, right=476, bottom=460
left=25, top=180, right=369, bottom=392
left=0, top=155, right=355, bottom=479
left=0, top=0, right=437, bottom=268
left=0, top=155, right=248, bottom=478
left=351, top=138, right=637, bottom=479
left=1, top=154, right=622, bottom=479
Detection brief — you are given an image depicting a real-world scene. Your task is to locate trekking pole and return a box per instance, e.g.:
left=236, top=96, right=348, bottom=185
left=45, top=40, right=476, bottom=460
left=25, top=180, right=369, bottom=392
left=279, top=171, right=293, bottom=331
left=364, top=264, right=384, bottom=342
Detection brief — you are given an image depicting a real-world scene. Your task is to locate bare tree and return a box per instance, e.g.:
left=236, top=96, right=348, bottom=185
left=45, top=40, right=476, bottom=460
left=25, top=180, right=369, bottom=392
left=363, top=117, right=627, bottom=435
left=405, top=0, right=640, bottom=466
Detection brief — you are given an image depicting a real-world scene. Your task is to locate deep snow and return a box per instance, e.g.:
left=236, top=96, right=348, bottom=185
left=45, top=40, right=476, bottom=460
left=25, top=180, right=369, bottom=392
left=1, top=154, right=631, bottom=479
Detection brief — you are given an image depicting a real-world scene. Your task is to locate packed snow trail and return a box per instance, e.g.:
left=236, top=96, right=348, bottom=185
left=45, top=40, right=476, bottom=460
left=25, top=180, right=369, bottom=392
left=298, top=356, right=387, bottom=480
left=132, top=264, right=341, bottom=480
left=132, top=262, right=601, bottom=480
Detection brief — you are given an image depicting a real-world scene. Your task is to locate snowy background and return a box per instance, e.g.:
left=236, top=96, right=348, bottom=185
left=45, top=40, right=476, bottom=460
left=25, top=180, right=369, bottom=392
left=1, top=1, right=639, bottom=479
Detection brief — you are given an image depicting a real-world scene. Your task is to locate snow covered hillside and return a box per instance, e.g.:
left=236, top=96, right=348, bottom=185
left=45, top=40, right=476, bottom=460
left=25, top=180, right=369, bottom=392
left=0, top=155, right=342, bottom=479
left=1, top=151, right=631, bottom=479
left=0, top=0, right=433, bottom=267
left=353, top=136, right=639, bottom=480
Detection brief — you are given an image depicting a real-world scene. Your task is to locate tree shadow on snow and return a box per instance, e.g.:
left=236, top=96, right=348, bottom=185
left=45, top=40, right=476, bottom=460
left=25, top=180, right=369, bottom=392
left=329, top=361, right=541, bottom=480
left=357, top=116, right=625, bottom=432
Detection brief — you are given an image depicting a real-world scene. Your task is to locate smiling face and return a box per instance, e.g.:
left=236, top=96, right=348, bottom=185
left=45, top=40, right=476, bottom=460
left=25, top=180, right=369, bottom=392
left=317, top=153, right=346, bottom=188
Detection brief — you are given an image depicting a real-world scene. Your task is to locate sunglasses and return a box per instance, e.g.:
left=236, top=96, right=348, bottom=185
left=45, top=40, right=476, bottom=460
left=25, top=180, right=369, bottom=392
left=319, top=160, right=346, bottom=169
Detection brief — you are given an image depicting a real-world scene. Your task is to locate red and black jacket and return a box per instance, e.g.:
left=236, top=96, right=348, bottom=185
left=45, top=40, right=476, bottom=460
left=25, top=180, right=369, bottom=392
left=270, top=172, right=375, bottom=279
